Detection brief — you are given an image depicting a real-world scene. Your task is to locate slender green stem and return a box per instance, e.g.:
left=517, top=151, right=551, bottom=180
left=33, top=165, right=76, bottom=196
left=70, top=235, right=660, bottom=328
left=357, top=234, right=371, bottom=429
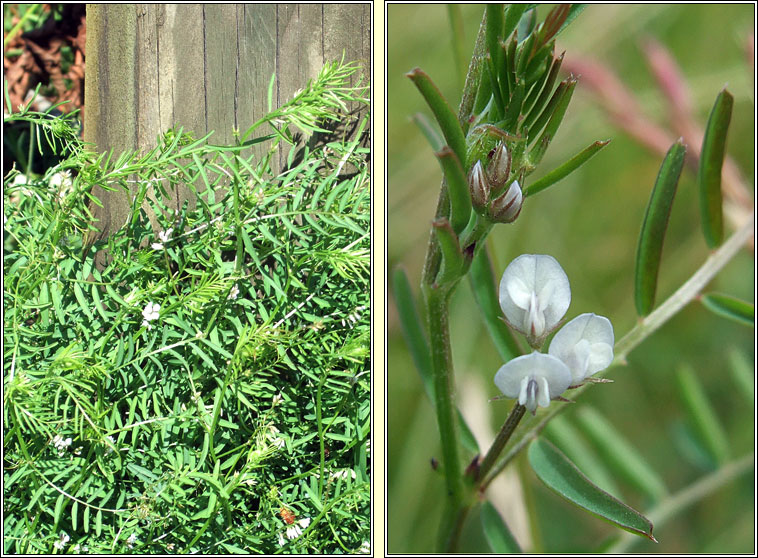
left=607, top=452, right=754, bottom=553
left=420, top=13, right=495, bottom=552
left=476, top=402, right=526, bottom=483
left=4, top=5, right=42, bottom=48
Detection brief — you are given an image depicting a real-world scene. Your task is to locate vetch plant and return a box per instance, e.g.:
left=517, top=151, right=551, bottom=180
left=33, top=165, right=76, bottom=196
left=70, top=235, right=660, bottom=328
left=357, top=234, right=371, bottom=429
left=391, top=4, right=753, bottom=554
left=4, top=59, right=370, bottom=554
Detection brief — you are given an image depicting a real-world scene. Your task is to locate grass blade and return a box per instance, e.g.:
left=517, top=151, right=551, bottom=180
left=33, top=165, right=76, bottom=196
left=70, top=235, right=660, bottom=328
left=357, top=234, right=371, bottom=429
left=575, top=407, right=668, bottom=502
left=676, top=365, right=730, bottom=466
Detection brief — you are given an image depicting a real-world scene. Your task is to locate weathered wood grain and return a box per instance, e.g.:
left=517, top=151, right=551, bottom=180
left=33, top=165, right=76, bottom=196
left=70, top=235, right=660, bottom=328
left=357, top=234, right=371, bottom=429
left=84, top=3, right=370, bottom=245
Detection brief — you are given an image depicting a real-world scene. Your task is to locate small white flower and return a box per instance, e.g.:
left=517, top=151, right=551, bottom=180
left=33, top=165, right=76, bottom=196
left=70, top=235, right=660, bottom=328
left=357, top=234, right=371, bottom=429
left=228, top=284, right=239, bottom=300
left=51, top=170, right=74, bottom=200
left=494, top=352, right=572, bottom=415
left=549, top=313, right=614, bottom=384
left=272, top=392, right=283, bottom=407
left=52, top=435, right=73, bottom=456
left=331, top=468, right=357, bottom=480
left=278, top=532, right=286, bottom=546
left=151, top=227, right=173, bottom=250
left=499, top=254, right=571, bottom=346
left=359, top=541, right=370, bottom=554
left=104, top=435, right=116, bottom=454
left=142, top=302, right=160, bottom=329
left=286, top=524, right=302, bottom=539
left=126, top=532, right=138, bottom=548
left=53, top=531, right=70, bottom=550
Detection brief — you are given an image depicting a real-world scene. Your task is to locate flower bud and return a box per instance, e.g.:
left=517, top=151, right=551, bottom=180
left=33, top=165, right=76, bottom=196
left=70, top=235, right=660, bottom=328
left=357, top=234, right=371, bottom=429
left=468, top=160, right=490, bottom=213
left=487, top=180, right=523, bottom=223
left=485, top=143, right=511, bottom=190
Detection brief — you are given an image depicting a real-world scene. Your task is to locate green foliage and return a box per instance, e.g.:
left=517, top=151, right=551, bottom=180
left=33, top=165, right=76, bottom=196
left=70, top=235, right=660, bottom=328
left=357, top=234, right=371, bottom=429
left=3, top=62, right=370, bottom=554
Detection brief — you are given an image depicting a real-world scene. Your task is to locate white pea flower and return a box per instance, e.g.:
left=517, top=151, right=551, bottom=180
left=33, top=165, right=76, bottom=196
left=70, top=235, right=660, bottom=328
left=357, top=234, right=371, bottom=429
left=53, top=531, right=70, bottom=550
left=278, top=532, right=286, bottom=546
left=151, top=227, right=173, bottom=250
left=298, top=518, right=311, bottom=529
left=549, top=313, right=614, bottom=385
left=52, top=435, right=73, bottom=456
left=499, top=254, right=571, bottom=346
left=141, top=302, right=160, bottom=329
left=228, top=283, right=239, bottom=300
left=494, top=352, right=572, bottom=415
left=126, top=533, right=138, bottom=548
left=286, top=524, right=302, bottom=539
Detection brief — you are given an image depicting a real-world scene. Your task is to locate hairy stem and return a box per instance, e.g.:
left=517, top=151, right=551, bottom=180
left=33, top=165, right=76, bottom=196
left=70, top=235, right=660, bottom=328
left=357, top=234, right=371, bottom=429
left=422, top=12, right=490, bottom=553
left=423, top=284, right=464, bottom=509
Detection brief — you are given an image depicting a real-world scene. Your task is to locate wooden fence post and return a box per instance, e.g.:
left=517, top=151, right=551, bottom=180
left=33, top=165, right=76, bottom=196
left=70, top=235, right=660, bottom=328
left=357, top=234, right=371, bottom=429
left=84, top=3, right=369, bottom=244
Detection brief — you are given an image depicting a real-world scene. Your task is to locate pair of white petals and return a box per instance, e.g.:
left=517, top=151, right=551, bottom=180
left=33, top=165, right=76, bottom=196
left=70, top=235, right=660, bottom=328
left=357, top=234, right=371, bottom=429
left=495, top=255, right=614, bottom=414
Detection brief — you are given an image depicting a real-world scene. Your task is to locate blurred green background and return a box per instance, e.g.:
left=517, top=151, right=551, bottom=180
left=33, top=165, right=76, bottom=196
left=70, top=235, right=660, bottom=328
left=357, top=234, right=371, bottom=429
left=387, top=4, right=754, bottom=554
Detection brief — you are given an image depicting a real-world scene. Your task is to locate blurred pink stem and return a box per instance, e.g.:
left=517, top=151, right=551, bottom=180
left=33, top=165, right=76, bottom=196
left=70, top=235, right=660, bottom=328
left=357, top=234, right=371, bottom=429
left=563, top=51, right=753, bottom=248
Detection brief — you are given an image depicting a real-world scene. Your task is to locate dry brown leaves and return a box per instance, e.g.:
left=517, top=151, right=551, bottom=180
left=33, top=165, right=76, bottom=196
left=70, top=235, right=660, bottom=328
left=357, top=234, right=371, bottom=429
left=4, top=4, right=86, bottom=122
